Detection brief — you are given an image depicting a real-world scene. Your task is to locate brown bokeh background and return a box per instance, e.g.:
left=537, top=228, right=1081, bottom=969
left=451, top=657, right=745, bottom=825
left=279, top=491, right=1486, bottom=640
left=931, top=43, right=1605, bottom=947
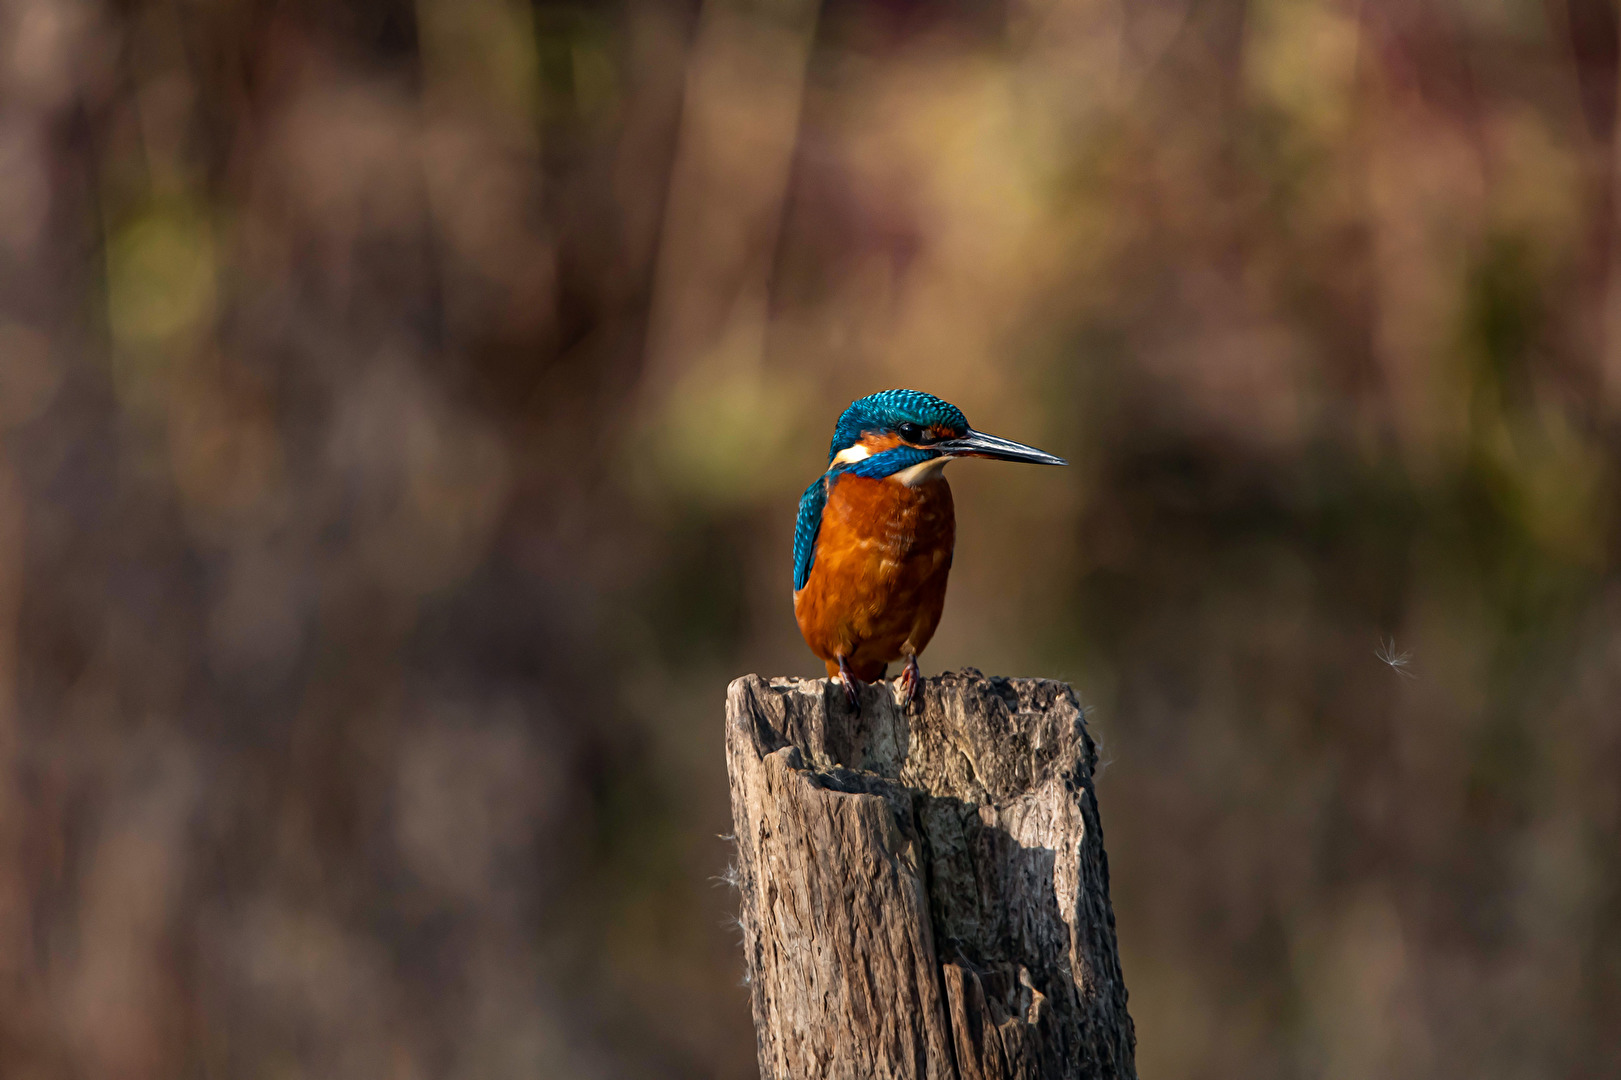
left=4, top=0, right=1621, bottom=1075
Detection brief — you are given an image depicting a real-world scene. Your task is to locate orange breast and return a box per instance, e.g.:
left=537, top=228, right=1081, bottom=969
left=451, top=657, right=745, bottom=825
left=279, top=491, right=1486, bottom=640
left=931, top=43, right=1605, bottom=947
left=793, top=472, right=955, bottom=680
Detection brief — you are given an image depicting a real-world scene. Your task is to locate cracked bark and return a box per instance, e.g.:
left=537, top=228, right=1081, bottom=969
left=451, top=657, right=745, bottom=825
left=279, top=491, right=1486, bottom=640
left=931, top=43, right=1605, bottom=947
left=725, top=671, right=1136, bottom=1080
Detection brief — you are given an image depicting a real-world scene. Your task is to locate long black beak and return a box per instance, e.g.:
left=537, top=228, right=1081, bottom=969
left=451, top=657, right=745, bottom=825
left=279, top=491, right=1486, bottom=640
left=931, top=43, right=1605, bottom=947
left=936, top=428, right=1067, bottom=466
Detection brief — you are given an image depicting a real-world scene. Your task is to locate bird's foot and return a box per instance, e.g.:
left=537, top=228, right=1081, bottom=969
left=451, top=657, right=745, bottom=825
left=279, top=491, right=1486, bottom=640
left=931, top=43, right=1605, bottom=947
left=836, top=656, right=861, bottom=712
left=898, top=654, right=921, bottom=708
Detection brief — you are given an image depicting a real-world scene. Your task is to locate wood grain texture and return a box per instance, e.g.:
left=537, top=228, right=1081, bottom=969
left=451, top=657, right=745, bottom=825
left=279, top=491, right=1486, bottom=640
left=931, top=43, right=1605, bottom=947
left=726, top=671, right=1136, bottom=1080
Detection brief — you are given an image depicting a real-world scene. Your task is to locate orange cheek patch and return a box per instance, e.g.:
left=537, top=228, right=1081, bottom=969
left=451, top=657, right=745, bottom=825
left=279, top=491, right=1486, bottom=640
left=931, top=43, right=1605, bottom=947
left=861, top=433, right=903, bottom=453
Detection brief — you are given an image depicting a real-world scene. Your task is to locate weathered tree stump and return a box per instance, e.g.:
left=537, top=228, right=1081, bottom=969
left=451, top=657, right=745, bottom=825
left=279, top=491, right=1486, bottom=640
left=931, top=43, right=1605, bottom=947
left=725, top=670, right=1136, bottom=1080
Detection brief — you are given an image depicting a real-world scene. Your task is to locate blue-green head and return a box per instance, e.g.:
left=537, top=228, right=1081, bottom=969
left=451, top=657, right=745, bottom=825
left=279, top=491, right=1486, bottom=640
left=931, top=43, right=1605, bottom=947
left=827, top=388, right=1065, bottom=475
left=792, top=389, right=1064, bottom=590
left=829, top=389, right=969, bottom=462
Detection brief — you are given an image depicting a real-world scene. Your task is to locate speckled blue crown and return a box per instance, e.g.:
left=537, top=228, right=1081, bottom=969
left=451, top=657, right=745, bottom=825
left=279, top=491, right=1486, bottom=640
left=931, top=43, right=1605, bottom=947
left=828, top=389, right=969, bottom=460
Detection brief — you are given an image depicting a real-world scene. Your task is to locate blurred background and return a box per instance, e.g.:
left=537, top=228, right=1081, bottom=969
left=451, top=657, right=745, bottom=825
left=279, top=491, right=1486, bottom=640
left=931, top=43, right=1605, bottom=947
left=3, top=0, right=1620, bottom=1075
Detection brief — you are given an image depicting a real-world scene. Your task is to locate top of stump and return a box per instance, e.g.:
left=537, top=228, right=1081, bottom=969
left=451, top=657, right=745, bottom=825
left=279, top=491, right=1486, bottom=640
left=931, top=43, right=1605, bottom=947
left=727, top=669, right=1095, bottom=805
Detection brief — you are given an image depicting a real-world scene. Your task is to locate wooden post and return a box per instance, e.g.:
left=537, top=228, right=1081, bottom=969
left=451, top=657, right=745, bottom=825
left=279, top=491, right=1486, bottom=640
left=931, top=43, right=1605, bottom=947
left=725, top=670, right=1137, bottom=1080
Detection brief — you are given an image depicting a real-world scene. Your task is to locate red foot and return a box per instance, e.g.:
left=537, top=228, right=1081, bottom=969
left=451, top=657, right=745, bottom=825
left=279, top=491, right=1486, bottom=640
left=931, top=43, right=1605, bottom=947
left=898, top=654, right=920, bottom=707
left=837, top=655, right=861, bottom=711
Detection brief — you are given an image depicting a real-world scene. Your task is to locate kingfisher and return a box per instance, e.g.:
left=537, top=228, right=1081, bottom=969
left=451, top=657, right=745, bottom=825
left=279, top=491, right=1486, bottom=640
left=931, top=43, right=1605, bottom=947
left=793, top=389, right=1066, bottom=707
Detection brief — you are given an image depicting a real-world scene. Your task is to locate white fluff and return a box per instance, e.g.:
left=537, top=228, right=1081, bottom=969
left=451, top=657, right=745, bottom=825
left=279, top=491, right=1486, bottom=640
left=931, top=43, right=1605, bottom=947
left=889, top=456, right=950, bottom=486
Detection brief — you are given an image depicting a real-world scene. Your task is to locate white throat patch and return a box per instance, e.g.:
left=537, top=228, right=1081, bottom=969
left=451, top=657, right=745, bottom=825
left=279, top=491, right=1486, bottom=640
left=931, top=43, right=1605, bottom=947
left=889, top=456, right=950, bottom=486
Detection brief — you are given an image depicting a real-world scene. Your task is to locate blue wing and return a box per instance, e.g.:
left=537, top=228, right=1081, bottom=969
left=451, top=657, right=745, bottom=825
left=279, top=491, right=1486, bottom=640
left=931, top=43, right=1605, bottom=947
left=793, top=473, right=829, bottom=592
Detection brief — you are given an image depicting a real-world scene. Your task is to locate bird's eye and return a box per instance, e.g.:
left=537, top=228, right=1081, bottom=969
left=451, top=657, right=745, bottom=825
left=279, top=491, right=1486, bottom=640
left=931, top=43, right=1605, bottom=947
left=897, top=423, right=925, bottom=443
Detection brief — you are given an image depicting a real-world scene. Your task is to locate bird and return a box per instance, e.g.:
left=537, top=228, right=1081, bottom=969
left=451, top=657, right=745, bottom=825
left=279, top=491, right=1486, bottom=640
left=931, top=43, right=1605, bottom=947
left=792, top=389, right=1066, bottom=708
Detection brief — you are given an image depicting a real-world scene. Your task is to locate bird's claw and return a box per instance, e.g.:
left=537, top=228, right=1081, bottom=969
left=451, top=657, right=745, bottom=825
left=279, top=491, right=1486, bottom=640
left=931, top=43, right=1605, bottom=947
left=898, top=655, right=920, bottom=708
left=837, top=656, right=861, bottom=712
